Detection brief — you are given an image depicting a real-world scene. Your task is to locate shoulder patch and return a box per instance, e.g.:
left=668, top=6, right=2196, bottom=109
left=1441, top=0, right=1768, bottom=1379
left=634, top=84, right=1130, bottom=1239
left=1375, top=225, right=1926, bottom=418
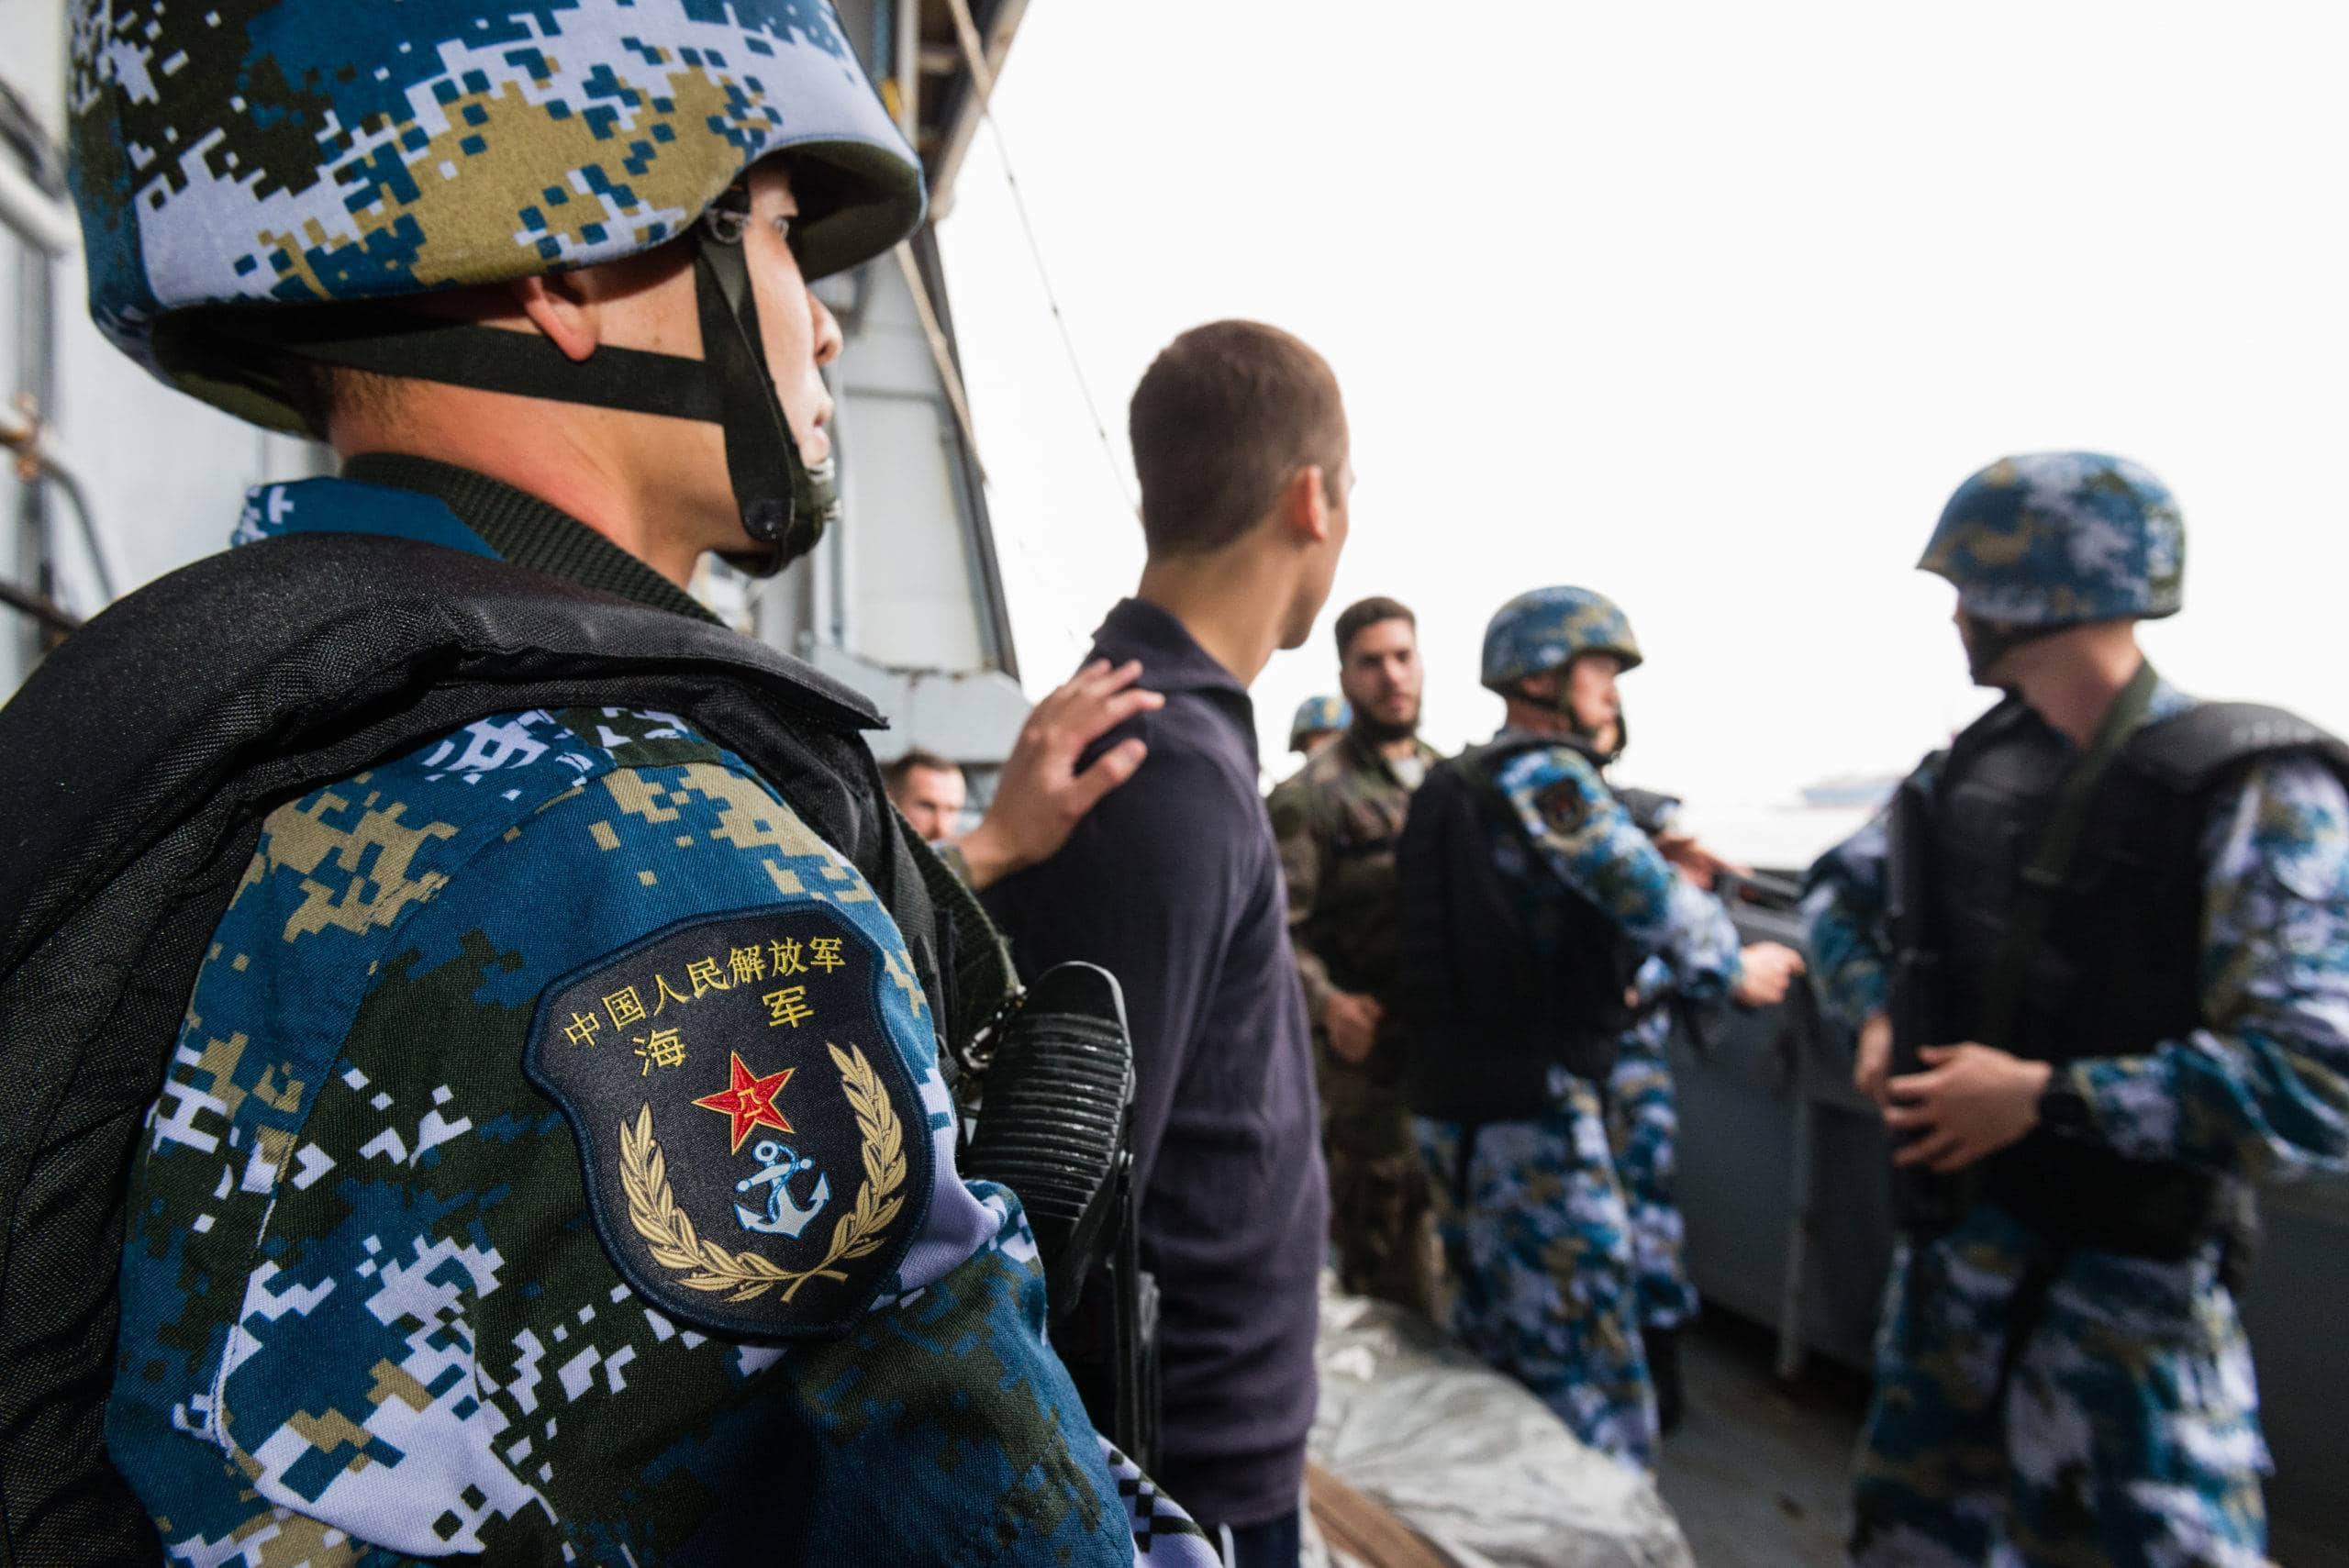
left=1534, top=777, right=1592, bottom=835
left=526, top=905, right=935, bottom=1340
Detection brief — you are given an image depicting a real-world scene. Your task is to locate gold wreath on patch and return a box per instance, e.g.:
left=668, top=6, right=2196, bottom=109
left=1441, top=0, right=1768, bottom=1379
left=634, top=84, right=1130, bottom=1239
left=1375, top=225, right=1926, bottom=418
left=618, top=1042, right=905, bottom=1304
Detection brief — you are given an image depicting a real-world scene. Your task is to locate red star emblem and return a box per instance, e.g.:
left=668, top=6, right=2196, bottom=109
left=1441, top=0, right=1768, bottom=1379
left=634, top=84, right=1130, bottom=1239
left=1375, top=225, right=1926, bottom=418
left=691, top=1051, right=796, bottom=1153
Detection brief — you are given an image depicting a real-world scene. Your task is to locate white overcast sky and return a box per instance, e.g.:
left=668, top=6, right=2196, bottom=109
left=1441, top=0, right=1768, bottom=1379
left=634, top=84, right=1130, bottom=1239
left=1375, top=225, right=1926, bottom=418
left=936, top=1, right=2349, bottom=829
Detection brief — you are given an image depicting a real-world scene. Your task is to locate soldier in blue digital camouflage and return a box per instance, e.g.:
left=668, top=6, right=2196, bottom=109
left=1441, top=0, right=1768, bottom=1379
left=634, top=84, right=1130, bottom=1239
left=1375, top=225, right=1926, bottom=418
left=1605, top=962, right=1698, bottom=1429
left=1545, top=651, right=1737, bottom=1433
left=1394, top=587, right=1803, bottom=1468
left=51, top=2, right=1216, bottom=1561
left=1803, top=451, right=2349, bottom=1565
left=1286, top=694, right=1351, bottom=756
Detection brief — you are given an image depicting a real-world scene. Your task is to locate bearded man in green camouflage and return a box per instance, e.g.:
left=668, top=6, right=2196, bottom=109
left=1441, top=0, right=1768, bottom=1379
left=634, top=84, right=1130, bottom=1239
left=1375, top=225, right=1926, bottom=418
left=11, top=2, right=1216, bottom=1562
left=1805, top=452, right=2349, bottom=1565
left=1269, top=598, right=1442, bottom=1316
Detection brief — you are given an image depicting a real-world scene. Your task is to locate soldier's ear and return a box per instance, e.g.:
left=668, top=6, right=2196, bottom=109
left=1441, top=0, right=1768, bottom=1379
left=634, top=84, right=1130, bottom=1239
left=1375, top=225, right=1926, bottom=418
left=512, top=272, right=602, bottom=364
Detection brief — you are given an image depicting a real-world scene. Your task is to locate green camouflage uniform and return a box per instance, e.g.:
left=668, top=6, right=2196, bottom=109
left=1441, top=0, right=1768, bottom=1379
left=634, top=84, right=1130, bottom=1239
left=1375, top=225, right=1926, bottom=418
left=1268, top=728, right=1442, bottom=1317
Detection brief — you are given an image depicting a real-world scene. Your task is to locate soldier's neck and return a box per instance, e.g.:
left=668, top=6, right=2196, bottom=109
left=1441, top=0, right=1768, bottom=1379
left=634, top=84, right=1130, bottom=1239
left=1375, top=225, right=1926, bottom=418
left=2009, top=626, right=2147, bottom=749
left=333, top=390, right=724, bottom=589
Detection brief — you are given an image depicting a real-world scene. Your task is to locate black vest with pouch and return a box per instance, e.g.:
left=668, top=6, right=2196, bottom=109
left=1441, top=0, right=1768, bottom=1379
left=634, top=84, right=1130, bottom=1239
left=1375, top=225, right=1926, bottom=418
left=1395, top=734, right=1641, bottom=1123
left=1924, top=695, right=2349, bottom=1257
left=0, top=534, right=986, bottom=1565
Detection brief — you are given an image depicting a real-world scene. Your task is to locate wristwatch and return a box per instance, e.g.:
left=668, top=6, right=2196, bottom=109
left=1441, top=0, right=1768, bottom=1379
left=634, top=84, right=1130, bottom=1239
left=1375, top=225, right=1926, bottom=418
left=2035, top=1070, right=2095, bottom=1139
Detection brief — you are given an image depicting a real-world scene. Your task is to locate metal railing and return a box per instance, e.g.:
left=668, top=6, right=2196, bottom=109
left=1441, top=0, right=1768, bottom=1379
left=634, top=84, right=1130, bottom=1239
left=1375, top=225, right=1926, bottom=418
left=4, top=75, right=113, bottom=645
left=2, top=395, right=112, bottom=606
left=0, top=149, right=72, bottom=258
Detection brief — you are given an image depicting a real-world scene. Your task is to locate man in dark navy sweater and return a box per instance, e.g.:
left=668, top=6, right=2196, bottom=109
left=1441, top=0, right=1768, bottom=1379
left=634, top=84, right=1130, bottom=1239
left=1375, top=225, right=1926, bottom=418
left=985, top=320, right=1351, bottom=1568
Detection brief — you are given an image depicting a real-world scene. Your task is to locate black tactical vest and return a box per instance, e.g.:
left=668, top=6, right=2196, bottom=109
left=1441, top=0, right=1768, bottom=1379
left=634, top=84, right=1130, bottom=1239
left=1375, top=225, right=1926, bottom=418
left=1924, top=695, right=2349, bottom=1257
left=0, top=535, right=985, bottom=1566
left=1394, top=735, right=1639, bottom=1122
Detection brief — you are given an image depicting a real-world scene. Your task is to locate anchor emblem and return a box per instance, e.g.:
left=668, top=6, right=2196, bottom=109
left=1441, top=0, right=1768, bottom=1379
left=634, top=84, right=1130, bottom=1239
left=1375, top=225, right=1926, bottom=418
left=732, top=1139, right=831, bottom=1238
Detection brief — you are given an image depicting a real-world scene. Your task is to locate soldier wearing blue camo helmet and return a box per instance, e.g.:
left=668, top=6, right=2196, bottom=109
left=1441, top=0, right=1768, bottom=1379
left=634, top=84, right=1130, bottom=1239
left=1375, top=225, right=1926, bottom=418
left=15, top=2, right=1215, bottom=1562
left=1484, top=590, right=1703, bottom=1408
left=1286, top=695, right=1351, bottom=753
left=1480, top=585, right=1644, bottom=762
left=1480, top=586, right=1645, bottom=687
left=68, top=0, right=921, bottom=573
left=1920, top=451, right=2186, bottom=684
left=1804, top=451, right=2349, bottom=1564
left=1396, top=587, right=1801, bottom=1467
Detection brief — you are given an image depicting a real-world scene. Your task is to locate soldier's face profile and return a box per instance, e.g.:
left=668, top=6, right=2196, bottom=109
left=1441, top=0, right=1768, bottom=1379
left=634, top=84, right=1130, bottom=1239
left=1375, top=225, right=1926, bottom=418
left=518, top=160, right=846, bottom=559
left=740, top=161, right=844, bottom=469
left=1565, top=652, right=1622, bottom=735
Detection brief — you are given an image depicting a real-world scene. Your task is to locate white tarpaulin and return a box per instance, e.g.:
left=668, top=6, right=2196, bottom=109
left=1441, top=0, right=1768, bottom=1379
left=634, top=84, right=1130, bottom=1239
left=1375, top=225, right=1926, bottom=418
left=1308, top=1288, right=1695, bottom=1568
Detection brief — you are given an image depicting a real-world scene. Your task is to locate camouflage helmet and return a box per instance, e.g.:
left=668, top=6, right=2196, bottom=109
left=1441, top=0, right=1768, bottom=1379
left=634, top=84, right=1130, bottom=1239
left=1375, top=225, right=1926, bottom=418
left=1479, top=586, right=1643, bottom=694
left=1920, top=452, right=2185, bottom=627
left=1288, top=695, right=1351, bottom=751
left=67, top=0, right=923, bottom=434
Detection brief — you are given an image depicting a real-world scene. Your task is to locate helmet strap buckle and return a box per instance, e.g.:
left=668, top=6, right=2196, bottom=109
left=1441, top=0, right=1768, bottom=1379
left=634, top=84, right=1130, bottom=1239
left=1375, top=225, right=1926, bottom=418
left=246, top=229, right=834, bottom=579
left=1960, top=614, right=2065, bottom=688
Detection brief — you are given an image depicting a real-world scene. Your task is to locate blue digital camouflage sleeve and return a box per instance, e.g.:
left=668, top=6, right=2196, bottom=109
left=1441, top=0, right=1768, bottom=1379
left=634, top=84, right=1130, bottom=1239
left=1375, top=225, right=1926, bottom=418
left=106, top=706, right=1212, bottom=1565
left=2062, top=754, right=2349, bottom=1177
left=1802, top=815, right=1892, bottom=1035
left=1798, top=753, right=1954, bottom=1033
left=1493, top=744, right=1742, bottom=1000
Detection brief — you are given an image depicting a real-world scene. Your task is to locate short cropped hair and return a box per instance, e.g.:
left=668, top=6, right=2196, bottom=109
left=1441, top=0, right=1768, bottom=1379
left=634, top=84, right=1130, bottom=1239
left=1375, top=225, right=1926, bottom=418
left=1127, top=320, right=1346, bottom=558
left=1333, top=595, right=1415, bottom=659
left=884, top=749, right=961, bottom=793
left=273, top=352, right=408, bottom=441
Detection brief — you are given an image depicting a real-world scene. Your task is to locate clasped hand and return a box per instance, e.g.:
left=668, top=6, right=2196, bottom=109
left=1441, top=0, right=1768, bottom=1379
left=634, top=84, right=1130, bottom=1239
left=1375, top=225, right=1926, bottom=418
left=1853, top=1016, right=2051, bottom=1172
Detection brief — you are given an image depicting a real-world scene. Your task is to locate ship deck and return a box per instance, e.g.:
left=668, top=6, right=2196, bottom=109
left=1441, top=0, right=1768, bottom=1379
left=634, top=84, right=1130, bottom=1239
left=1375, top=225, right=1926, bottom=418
left=1656, top=1311, right=1869, bottom=1567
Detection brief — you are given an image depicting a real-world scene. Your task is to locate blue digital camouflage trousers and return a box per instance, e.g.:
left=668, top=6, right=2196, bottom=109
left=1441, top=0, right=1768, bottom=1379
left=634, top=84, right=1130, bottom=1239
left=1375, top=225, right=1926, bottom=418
left=1852, top=1202, right=2269, bottom=1568
left=1607, top=1009, right=1699, bottom=1335
left=1416, top=1076, right=1657, bottom=1468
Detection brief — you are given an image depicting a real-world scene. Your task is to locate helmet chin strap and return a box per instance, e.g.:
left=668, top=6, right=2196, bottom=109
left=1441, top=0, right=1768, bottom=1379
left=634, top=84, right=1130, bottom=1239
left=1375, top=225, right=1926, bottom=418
left=258, top=186, right=829, bottom=579
left=689, top=196, right=830, bottom=576
left=1959, top=614, right=2064, bottom=688
left=1547, top=681, right=1626, bottom=766
left=1595, top=708, right=1628, bottom=766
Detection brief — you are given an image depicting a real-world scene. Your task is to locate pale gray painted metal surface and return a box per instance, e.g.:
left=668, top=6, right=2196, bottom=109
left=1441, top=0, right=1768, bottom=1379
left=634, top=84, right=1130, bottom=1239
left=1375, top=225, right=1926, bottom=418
left=750, top=228, right=1021, bottom=765
left=807, top=643, right=1030, bottom=767
left=750, top=0, right=1028, bottom=768
left=2238, top=1181, right=2349, bottom=1568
